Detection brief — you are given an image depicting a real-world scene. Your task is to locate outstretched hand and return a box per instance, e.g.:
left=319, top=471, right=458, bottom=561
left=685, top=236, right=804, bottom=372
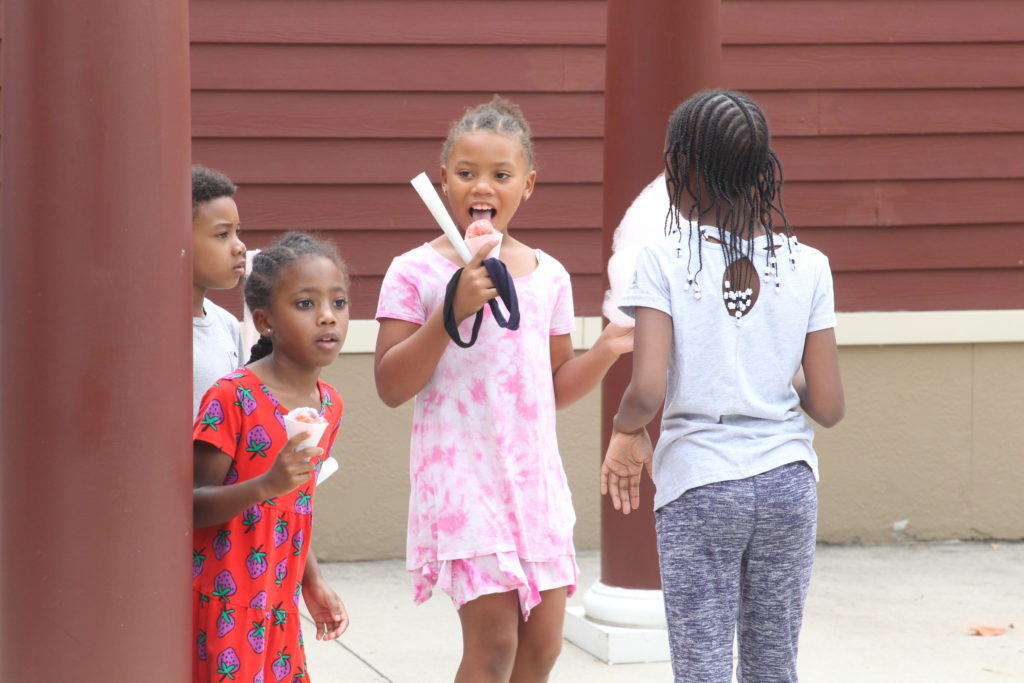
left=600, top=428, right=653, bottom=514
left=597, top=321, right=636, bottom=357
left=452, top=241, right=499, bottom=323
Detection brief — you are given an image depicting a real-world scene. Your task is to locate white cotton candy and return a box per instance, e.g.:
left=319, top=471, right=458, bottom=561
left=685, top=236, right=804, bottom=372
left=602, top=173, right=675, bottom=327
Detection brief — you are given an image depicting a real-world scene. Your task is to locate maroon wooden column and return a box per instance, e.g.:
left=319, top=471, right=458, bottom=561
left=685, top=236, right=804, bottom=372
left=1, top=1, right=192, bottom=680
left=600, top=0, right=722, bottom=590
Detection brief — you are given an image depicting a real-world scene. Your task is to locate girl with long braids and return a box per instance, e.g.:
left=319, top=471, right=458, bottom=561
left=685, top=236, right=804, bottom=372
left=602, top=90, right=845, bottom=682
left=192, top=232, right=350, bottom=682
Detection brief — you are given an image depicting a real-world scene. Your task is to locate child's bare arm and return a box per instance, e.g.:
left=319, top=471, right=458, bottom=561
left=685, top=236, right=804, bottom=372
left=374, top=244, right=498, bottom=407
left=610, top=307, right=671, bottom=433
left=193, top=434, right=317, bottom=529
left=550, top=321, right=634, bottom=409
left=794, top=327, right=845, bottom=428
left=601, top=307, right=671, bottom=513
left=373, top=316, right=451, bottom=408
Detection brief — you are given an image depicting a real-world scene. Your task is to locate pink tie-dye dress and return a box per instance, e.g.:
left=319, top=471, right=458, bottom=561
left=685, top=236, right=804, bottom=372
left=376, top=244, right=578, bottom=618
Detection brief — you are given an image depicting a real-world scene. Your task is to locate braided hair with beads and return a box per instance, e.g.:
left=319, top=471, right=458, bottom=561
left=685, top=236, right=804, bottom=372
left=244, top=232, right=350, bottom=363
left=663, top=90, right=798, bottom=322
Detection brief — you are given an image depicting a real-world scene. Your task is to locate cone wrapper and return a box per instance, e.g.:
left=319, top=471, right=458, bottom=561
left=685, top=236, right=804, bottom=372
left=316, top=456, right=339, bottom=486
left=464, top=232, right=502, bottom=260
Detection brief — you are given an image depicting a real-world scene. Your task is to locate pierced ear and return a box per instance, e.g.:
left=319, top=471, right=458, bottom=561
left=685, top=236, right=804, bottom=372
left=251, top=309, right=271, bottom=336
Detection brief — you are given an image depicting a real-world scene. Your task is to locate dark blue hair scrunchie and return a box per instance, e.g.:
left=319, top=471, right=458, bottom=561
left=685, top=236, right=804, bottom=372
left=443, top=258, right=520, bottom=348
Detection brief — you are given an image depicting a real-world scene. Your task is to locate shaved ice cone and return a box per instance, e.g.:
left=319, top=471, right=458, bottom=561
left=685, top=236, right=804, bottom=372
left=464, top=219, right=502, bottom=260
left=284, top=406, right=328, bottom=452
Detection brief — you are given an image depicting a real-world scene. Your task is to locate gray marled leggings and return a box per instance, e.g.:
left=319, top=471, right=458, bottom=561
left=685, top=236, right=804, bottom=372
left=655, top=462, right=817, bottom=683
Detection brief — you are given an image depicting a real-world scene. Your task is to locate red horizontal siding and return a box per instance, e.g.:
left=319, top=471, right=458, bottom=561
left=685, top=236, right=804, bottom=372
left=784, top=179, right=1024, bottom=228
left=191, top=89, right=1024, bottom=141
left=236, top=183, right=603, bottom=232
left=753, top=90, right=1024, bottom=137
left=227, top=178, right=1024, bottom=237
left=724, top=0, right=1024, bottom=45
left=800, top=225, right=1024, bottom=272
left=192, top=92, right=605, bottom=139
left=184, top=0, right=1023, bottom=316
left=724, top=44, right=1024, bottom=90
left=196, top=133, right=1024, bottom=187
left=193, top=138, right=604, bottom=185
left=191, top=44, right=605, bottom=92
left=773, top=134, right=1024, bottom=181
left=834, top=269, right=1024, bottom=311
left=191, top=0, right=605, bottom=45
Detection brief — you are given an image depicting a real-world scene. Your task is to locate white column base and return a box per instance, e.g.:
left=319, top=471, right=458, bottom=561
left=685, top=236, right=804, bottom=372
left=563, top=582, right=670, bottom=664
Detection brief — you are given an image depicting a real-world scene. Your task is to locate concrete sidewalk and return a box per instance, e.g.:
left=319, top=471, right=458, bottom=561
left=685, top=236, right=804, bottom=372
left=299, top=542, right=1024, bottom=682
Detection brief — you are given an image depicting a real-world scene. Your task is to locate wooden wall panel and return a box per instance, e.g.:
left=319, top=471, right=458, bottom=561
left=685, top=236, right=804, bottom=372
left=719, top=0, right=1024, bottom=313
left=724, top=0, right=1024, bottom=45
left=191, top=0, right=608, bottom=319
left=783, top=180, right=1024, bottom=228
left=724, top=44, right=1024, bottom=91
left=192, top=92, right=605, bottom=139
left=751, top=90, right=1024, bottom=136
left=191, top=45, right=605, bottom=92
left=191, top=0, right=605, bottom=45
left=235, top=183, right=602, bottom=232
left=193, top=138, right=603, bottom=184
left=188, top=0, right=1024, bottom=317
left=834, top=270, right=1024, bottom=311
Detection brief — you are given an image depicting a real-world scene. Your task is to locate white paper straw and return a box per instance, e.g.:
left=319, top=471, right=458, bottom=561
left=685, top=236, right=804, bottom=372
left=410, top=172, right=472, bottom=264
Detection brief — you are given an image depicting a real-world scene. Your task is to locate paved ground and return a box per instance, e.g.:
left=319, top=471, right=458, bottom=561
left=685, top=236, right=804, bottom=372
left=298, top=541, right=1024, bottom=682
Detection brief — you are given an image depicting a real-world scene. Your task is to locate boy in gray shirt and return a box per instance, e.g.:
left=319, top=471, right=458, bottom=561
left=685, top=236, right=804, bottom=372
left=192, top=165, right=246, bottom=419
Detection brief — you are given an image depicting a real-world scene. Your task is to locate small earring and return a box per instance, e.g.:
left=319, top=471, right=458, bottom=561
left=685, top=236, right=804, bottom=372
left=264, top=328, right=272, bottom=335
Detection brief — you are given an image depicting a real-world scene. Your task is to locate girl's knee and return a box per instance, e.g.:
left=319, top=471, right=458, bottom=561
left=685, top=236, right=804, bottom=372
left=462, top=638, right=516, bottom=679
left=530, top=636, right=563, bottom=673
left=512, top=631, right=562, bottom=679
left=462, top=629, right=518, bottom=679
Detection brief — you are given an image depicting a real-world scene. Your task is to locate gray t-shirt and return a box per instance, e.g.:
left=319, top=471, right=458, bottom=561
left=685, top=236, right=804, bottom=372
left=193, top=298, right=244, bottom=420
left=620, top=227, right=836, bottom=510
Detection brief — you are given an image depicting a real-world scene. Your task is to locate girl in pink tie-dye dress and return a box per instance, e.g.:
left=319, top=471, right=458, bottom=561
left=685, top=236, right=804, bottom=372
left=374, top=96, right=633, bottom=681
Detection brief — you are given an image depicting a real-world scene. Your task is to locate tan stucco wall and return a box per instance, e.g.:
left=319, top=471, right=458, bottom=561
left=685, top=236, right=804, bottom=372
left=312, top=343, right=1024, bottom=561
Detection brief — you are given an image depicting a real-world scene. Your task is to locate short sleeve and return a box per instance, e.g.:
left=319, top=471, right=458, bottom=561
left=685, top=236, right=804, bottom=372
left=194, top=378, right=244, bottom=461
left=233, top=321, right=247, bottom=368
left=549, top=262, right=575, bottom=336
left=376, top=254, right=427, bottom=325
left=618, top=243, right=672, bottom=318
left=807, top=256, right=837, bottom=333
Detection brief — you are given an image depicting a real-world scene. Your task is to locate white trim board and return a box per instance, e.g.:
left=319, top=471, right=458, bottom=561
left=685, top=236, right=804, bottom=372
left=338, top=310, right=1024, bottom=354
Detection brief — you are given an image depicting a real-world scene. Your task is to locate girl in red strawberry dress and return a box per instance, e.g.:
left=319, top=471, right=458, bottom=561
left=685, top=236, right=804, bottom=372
left=193, top=232, right=351, bottom=682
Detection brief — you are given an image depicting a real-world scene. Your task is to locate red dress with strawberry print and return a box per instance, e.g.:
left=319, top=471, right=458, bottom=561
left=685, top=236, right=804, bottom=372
left=192, top=367, right=342, bottom=683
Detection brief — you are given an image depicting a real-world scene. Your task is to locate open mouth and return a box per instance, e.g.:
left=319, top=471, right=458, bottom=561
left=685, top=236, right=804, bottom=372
left=470, top=205, right=496, bottom=222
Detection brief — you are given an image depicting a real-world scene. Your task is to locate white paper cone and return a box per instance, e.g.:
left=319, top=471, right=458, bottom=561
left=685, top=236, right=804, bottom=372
left=284, top=410, right=329, bottom=452
left=464, top=232, right=502, bottom=260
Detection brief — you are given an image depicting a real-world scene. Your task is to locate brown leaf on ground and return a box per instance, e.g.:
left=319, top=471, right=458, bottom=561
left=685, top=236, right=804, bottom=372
left=967, top=625, right=1006, bottom=637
